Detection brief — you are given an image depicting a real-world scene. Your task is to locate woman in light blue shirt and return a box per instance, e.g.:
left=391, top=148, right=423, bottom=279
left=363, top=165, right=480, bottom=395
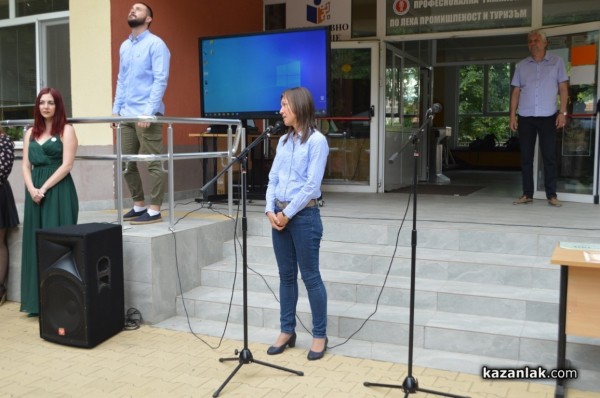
left=265, top=87, right=329, bottom=360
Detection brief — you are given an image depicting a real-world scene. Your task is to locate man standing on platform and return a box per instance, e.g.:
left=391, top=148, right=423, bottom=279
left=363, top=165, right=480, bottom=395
left=510, top=29, right=568, bottom=207
left=112, top=2, right=170, bottom=224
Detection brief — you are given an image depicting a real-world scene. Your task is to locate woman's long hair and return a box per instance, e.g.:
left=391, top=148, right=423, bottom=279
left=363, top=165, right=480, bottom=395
left=31, top=87, right=68, bottom=141
left=282, top=87, right=317, bottom=145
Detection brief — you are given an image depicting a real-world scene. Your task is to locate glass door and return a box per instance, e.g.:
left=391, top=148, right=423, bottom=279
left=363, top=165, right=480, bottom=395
left=537, top=24, right=600, bottom=203
left=382, top=43, right=431, bottom=191
left=321, top=41, right=379, bottom=193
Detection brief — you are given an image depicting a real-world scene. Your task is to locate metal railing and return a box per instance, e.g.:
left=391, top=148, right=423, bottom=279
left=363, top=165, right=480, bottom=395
left=1, top=116, right=244, bottom=227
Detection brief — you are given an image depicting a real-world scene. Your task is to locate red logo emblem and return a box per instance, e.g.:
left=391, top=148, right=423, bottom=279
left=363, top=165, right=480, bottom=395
left=393, top=0, right=410, bottom=16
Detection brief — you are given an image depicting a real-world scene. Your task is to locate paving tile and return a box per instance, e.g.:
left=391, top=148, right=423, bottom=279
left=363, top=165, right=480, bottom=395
left=1, top=300, right=599, bottom=398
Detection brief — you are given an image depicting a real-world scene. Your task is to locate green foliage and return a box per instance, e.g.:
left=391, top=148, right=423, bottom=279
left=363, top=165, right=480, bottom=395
left=459, top=65, right=483, bottom=114
left=458, top=116, right=511, bottom=146
left=384, top=63, right=419, bottom=129
left=401, top=67, right=420, bottom=116
left=331, top=49, right=372, bottom=79
left=3, top=126, right=24, bottom=141
left=458, top=63, right=512, bottom=146
left=487, top=64, right=511, bottom=112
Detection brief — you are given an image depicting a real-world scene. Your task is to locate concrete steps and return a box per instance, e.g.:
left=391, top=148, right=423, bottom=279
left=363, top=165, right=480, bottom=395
left=156, top=212, right=600, bottom=392
left=198, top=257, right=558, bottom=323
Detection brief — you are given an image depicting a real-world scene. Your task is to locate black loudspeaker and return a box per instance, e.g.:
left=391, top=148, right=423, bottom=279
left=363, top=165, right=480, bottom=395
left=37, top=223, right=124, bottom=348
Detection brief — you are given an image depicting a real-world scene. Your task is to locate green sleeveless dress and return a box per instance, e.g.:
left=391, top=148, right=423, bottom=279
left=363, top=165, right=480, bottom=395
left=20, top=137, right=78, bottom=315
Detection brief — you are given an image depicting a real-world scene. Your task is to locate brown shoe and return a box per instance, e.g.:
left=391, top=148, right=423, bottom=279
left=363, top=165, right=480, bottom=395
left=548, top=197, right=562, bottom=207
left=513, top=195, right=532, bottom=205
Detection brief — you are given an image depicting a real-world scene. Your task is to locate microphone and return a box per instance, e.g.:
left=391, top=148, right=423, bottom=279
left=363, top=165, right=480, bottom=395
left=272, top=121, right=285, bottom=134
left=427, top=103, right=443, bottom=116
left=265, top=121, right=285, bottom=136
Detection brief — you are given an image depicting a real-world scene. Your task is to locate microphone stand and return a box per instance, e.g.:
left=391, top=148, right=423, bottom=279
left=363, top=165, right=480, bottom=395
left=595, top=100, right=600, bottom=204
left=364, top=111, right=469, bottom=398
left=201, top=127, right=303, bottom=397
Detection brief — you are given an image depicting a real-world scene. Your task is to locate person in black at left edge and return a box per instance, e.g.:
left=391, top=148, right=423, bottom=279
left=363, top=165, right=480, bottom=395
left=0, top=128, right=20, bottom=306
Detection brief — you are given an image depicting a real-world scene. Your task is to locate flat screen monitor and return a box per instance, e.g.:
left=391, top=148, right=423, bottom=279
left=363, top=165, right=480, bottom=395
left=199, top=27, right=330, bottom=119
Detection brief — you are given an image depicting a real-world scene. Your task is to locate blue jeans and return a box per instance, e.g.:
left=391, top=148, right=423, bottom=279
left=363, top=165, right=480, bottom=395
left=272, top=205, right=327, bottom=338
left=518, top=115, right=558, bottom=199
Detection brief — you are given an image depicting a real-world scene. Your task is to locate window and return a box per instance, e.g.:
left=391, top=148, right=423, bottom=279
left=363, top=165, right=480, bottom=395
left=0, top=0, right=8, bottom=19
left=351, top=0, right=376, bottom=38
left=41, top=20, right=72, bottom=116
left=457, top=63, right=512, bottom=147
left=543, top=0, right=600, bottom=25
left=16, top=0, right=68, bottom=17
left=0, top=0, right=70, bottom=138
left=0, top=24, right=36, bottom=121
left=264, top=0, right=376, bottom=39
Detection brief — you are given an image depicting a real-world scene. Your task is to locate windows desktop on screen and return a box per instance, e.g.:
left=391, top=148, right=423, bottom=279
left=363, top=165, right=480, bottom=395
left=200, top=28, right=329, bottom=119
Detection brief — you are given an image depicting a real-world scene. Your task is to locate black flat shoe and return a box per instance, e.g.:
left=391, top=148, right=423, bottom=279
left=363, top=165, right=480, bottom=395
left=307, top=337, right=328, bottom=361
left=0, top=284, right=6, bottom=306
left=267, top=332, right=297, bottom=355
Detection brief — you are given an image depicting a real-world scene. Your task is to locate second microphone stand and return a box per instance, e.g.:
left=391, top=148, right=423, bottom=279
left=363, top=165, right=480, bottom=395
left=202, top=126, right=303, bottom=397
left=364, top=111, right=469, bottom=398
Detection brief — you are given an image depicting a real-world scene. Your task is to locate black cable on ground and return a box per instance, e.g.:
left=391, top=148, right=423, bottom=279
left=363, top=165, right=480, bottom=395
left=124, top=307, right=143, bottom=330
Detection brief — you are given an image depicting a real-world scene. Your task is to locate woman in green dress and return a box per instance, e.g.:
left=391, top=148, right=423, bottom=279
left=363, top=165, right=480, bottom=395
left=20, top=87, right=79, bottom=316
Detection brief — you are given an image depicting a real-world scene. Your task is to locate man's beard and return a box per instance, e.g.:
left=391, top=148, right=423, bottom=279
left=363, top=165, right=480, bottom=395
left=128, top=16, right=146, bottom=28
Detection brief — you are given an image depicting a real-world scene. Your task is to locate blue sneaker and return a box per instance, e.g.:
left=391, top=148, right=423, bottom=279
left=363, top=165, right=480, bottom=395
left=130, top=212, right=162, bottom=225
left=123, top=208, right=147, bottom=220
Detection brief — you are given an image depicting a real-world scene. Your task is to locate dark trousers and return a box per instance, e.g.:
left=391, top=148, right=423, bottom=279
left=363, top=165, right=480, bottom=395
left=518, top=115, right=558, bottom=199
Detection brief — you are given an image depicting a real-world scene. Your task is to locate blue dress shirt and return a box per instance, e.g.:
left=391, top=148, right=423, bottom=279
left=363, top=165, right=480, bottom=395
left=265, top=130, right=329, bottom=218
left=112, top=30, right=170, bottom=117
left=511, top=52, right=568, bottom=117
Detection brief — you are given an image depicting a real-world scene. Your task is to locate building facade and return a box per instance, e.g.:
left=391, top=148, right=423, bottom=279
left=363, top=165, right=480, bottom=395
left=1, top=0, right=599, bottom=206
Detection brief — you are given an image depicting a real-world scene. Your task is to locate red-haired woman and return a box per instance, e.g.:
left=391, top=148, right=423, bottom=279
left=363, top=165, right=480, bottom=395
left=20, top=87, right=79, bottom=317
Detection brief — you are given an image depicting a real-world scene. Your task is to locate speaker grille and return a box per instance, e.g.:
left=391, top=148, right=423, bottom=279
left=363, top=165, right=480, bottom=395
left=40, top=270, right=86, bottom=340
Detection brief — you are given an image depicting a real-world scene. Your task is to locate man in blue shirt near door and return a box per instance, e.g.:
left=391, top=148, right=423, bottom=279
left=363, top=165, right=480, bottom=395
left=112, top=2, right=170, bottom=224
left=510, top=29, right=568, bottom=207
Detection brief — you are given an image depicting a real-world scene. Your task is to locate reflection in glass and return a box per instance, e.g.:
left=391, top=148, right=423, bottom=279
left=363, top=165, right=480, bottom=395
left=538, top=30, right=598, bottom=197
left=16, top=0, right=68, bottom=17
left=543, top=0, right=600, bottom=25
left=0, top=24, right=36, bottom=122
left=0, top=0, right=8, bottom=19
left=324, top=48, right=372, bottom=183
